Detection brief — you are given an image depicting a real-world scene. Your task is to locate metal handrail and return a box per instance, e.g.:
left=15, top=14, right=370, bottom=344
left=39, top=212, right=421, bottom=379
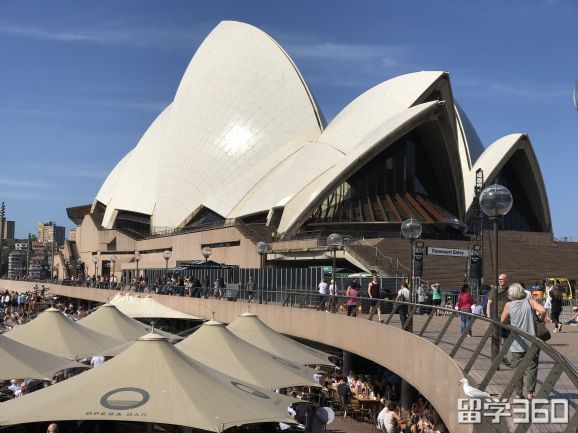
left=346, top=238, right=410, bottom=275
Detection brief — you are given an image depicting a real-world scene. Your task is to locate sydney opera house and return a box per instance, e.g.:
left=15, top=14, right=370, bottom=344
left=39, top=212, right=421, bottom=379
left=64, top=21, right=572, bottom=286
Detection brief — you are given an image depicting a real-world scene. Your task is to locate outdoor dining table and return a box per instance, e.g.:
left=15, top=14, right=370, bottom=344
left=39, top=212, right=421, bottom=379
left=354, top=395, right=383, bottom=418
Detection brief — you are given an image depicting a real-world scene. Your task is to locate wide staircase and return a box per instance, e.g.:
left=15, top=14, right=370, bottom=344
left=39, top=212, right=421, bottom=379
left=347, top=234, right=578, bottom=290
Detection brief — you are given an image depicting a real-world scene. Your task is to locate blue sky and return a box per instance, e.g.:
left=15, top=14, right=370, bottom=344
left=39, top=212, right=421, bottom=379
left=0, top=0, right=576, bottom=239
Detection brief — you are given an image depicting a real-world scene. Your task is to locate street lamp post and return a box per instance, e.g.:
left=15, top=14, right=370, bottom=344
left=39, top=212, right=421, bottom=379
left=201, top=246, right=212, bottom=289
left=77, top=258, right=84, bottom=279
left=134, top=251, right=141, bottom=282
left=111, top=255, right=118, bottom=287
left=326, top=233, right=343, bottom=286
left=400, top=218, right=422, bottom=412
left=479, top=183, right=513, bottom=362
left=163, top=250, right=172, bottom=277
left=92, top=256, right=98, bottom=277
left=255, top=241, right=268, bottom=304
left=401, top=218, right=423, bottom=308
left=255, top=241, right=268, bottom=268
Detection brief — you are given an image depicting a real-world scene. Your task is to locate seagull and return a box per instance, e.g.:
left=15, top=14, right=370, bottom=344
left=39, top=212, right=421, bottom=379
left=459, top=379, right=497, bottom=399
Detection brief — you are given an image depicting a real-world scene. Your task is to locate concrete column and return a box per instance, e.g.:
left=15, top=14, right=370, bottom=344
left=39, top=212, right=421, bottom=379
left=401, top=379, right=418, bottom=411
left=342, top=350, right=355, bottom=376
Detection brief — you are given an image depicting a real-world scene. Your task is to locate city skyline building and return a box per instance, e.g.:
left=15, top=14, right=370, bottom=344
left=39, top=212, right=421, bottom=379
left=2, top=220, right=15, bottom=241
left=37, top=221, right=65, bottom=247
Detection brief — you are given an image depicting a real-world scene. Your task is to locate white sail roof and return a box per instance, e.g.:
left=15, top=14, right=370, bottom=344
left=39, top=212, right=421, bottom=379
left=177, top=320, right=319, bottom=390
left=3, top=308, right=122, bottom=360
left=92, top=20, right=549, bottom=236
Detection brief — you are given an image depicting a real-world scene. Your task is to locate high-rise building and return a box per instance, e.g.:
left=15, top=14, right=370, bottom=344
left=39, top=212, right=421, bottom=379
left=2, top=220, right=15, bottom=240
left=69, top=227, right=76, bottom=242
left=8, top=250, right=27, bottom=278
left=37, top=221, right=65, bottom=247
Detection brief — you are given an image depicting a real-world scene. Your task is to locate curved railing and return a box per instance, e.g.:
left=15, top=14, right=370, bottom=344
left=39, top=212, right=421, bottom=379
left=2, top=278, right=576, bottom=432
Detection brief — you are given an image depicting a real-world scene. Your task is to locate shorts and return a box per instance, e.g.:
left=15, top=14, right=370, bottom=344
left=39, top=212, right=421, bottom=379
left=432, top=299, right=442, bottom=306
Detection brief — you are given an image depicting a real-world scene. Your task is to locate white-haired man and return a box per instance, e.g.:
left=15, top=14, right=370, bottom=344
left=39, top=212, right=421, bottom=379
left=500, top=282, right=545, bottom=400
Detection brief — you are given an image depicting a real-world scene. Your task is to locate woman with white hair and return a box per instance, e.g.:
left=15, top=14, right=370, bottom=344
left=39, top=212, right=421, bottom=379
left=500, top=282, right=546, bottom=400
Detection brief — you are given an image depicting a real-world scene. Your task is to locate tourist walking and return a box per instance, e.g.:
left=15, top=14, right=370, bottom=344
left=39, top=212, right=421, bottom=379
left=368, top=276, right=382, bottom=322
left=431, top=282, right=443, bottom=315
left=246, top=276, right=256, bottom=303
left=417, top=282, right=427, bottom=314
left=328, top=279, right=339, bottom=313
left=318, top=278, right=329, bottom=311
left=345, top=280, right=360, bottom=316
left=550, top=285, right=564, bottom=333
left=500, top=283, right=546, bottom=400
left=487, top=273, right=512, bottom=365
left=396, top=282, right=410, bottom=328
left=456, top=284, right=475, bottom=336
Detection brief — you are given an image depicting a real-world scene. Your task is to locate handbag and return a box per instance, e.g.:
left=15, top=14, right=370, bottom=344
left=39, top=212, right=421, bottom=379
left=529, top=299, right=551, bottom=341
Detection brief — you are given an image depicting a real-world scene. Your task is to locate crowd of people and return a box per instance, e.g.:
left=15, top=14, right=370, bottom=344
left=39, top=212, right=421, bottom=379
left=332, top=369, right=446, bottom=432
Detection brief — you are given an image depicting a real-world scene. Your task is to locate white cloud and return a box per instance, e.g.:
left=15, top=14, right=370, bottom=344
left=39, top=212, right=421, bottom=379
left=0, top=21, right=211, bottom=49
left=0, top=178, right=52, bottom=189
left=287, top=42, right=406, bottom=68
left=273, top=31, right=411, bottom=89
left=456, top=77, right=569, bottom=101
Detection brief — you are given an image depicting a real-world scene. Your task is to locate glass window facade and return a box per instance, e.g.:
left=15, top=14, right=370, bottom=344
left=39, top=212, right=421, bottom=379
left=308, top=127, right=460, bottom=226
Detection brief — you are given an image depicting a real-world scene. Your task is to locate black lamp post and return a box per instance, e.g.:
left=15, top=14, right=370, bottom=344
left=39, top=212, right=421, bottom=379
left=480, top=183, right=513, bottom=361
left=255, top=241, right=268, bottom=268
left=134, top=251, right=141, bottom=281
left=77, top=258, right=84, bottom=279
left=201, top=246, right=212, bottom=288
left=326, top=233, right=343, bottom=288
left=111, top=255, right=118, bottom=283
left=92, top=256, right=98, bottom=277
left=401, top=218, right=422, bottom=308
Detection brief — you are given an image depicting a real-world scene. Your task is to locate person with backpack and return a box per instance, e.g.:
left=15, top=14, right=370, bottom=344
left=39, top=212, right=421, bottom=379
left=368, top=276, right=382, bottom=322
left=550, top=285, right=564, bottom=333
left=396, top=282, right=410, bottom=328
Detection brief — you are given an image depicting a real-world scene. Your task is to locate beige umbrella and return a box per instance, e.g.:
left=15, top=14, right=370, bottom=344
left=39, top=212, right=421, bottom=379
left=227, top=312, right=334, bottom=366
left=0, top=334, right=88, bottom=380
left=109, top=294, right=201, bottom=320
left=0, top=334, right=296, bottom=431
left=78, top=304, right=182, bottom=344
left=176, top=320, right=319, bottom=390
left=4, top=308, right=122, bottom=360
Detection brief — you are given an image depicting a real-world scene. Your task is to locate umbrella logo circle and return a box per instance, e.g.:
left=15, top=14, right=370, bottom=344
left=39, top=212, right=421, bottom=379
left=230, top=381, right=270, bottom=399
left=100, top=387, right=150, bottom=410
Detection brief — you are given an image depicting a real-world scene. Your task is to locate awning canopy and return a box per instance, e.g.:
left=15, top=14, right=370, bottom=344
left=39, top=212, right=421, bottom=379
left=108, top=294, right=201, bottom=320
left=0, top=334, right=87, bottom=380
left=3, top=308, right=122, bottom=360
left=227, top=312, right=334, bottom=366
left=176, top=320, right=318, bottom=390
left=0, top=334, right=296, bottom=431
left=78, top=304, right=182, bottom=344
